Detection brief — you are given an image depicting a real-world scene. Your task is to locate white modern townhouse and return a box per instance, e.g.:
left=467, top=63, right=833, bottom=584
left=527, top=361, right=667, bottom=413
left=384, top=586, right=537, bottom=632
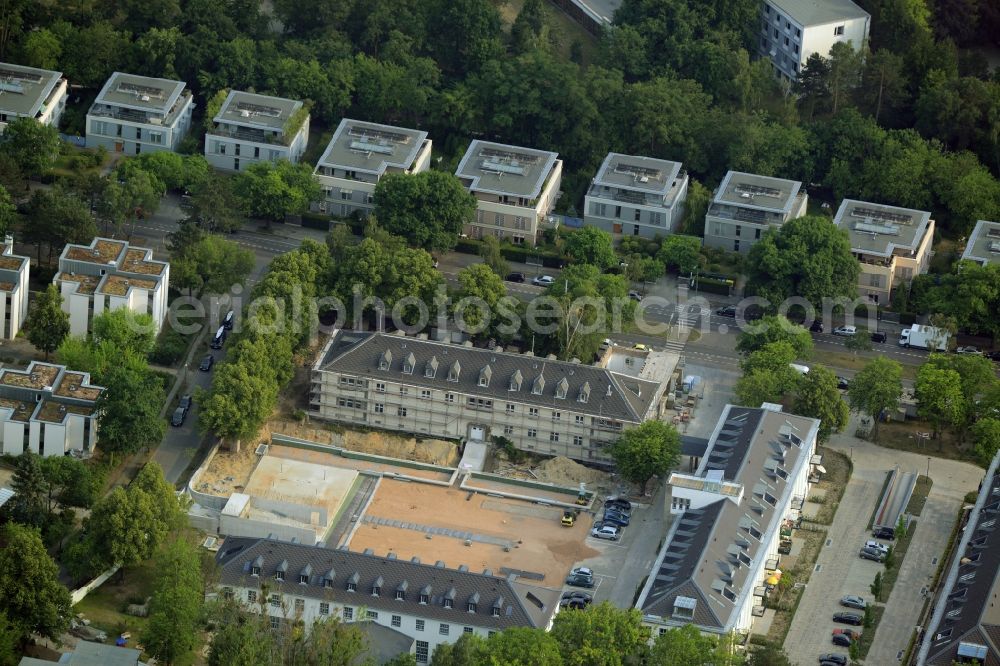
left=205, top=90, right=310, bottom=172
left=584, top=152, right=689, bottom=239
left=759, top=0, right=870, bottom=81
left=85, top=72, right=194, bottom=155
left=703, top=171, right=807, bottom=254
left=0, top=62, right=67, bottom=130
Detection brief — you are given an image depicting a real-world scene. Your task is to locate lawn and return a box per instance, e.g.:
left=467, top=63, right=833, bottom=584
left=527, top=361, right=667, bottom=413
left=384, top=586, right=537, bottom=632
left=812, top=447, right=853, bottom=525
left=817, top=351, right=919, bottom=380
left=875, top=420, right=979, bottom=464
left=856, top=605, right=886, bottom=661
left=72, top=561, right=157, bottom=648
left=494, top=0, right=599, bottom=66
left=905, top=475, right=933, bottom=517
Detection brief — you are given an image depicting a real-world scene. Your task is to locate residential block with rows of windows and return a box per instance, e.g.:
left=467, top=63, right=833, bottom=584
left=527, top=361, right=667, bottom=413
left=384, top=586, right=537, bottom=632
left=703, top=170, right=807, bottom=254
left=759, top=0, right=870, bottom=82
left=85, top=71, right=194, bottom=155
left=204, top=90, right=310, bottom=172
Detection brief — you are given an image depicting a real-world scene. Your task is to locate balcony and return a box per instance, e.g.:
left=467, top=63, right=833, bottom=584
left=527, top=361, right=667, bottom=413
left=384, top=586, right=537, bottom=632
left=765, top=557, right=779, bottom=571
left=209, top=124, right=289, bottom=147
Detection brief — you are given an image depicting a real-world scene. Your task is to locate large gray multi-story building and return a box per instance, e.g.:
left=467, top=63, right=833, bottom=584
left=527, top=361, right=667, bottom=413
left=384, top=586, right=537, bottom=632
left=0, top=62, right=68, bottom=130
left=584, top=153, right=689, bottom=239
left=703, top=171, right=807, bottom=254
left=310, top=331, right=676, bottom=465
left=759, top=0, right=870, bottom=82
left=85, top=72, right=194, bottom=155
left=960, top=220, right=1000, bottom=268
left=204, top=90, right=310, bottom=172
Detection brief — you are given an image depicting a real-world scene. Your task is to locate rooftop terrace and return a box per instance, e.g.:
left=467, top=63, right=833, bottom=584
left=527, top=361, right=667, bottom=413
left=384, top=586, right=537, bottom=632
left=0, top=364, right=60, bottom=389
left=65, top=239, right=126, bottom=264
left=36, top=400, right=95, bottom=424
left=456, top=140, right=559, bottom=200
left=98, top=275, right=157, bottom=297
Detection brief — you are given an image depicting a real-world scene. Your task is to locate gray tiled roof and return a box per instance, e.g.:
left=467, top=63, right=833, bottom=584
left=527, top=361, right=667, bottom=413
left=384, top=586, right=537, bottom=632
left=319, top=332, right=660, bottom=423
left=216, top=538, right=553, bottom=631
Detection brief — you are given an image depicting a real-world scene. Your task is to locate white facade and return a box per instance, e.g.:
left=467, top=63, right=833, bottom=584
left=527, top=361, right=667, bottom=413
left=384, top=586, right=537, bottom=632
left=703, top=171, right=807, bottom=254
left=584, top=153, right=689, bottom=239
left=0, top=63, right=68, bottom=130
left=205, top=90, right=310, bottom=172
left=0, top=235, right=29, bottom=340
left=86, top=72, right=194, bottom=155
left=54, top=238, right=170, bottom=336
left=313, top=119, right=432, bottom=218
left=759, top=0, right=870, bottom=81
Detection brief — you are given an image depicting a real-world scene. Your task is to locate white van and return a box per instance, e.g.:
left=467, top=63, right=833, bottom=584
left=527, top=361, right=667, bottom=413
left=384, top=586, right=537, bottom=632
left=789, top=363, right=810, bottom=375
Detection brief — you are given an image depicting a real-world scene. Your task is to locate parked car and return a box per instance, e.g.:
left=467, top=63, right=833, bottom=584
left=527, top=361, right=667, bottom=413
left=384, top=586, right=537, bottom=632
left=602, top=510, right=630, bottom=527
left=831, top=633, right=852, bottom=648
left=986, top=350, right=1000, bottom=362
left=956, top=346, right=982, bottom=355
left=777, top=538, right=792, bottom=555
left=628, top=290, right=642, bottom=301
left=870, top=331, right=887, bottom=343
left=565, top=571, right=595, bottom=588
left=832, top=628, right=862, bottom=641
left=836, top=376, right=850, bottom=390
left=570, top=566, right=594, bottom=577
left=199, top=354, right=215, bottom=372
left=859, top=546, right=885, bottom=562
left=833, top=612, right=863, bottom=626
left=506, top=272, right=525, bottom=283
left=864, top=540, right=890, bottom=555
left=606, top=497, right=632, bottom=511
left=590, top=524, right=620, bottom=541
left=532, top=275, right=555, bottom=286
left=819, top=654, right=847, bottom=665
left=832, top=325, right=857, bottom=336
left=170, top=407, right=186, bottom=427
left=560, top=596, right=588, bottom=610
left=561, top=511, right=576, bottom=527
left=715, top=305, right=737, bottom=318
left=821, top=661, right=846, bottom=666
left=873, top=526, right=895, bottom=540
left=839, top=595, right=866, bottom=610
left=561, top=590, right=593, bottom=604
left=809, top=320, right=824, bottom=333
left=178, top=394, right=192, bottom=416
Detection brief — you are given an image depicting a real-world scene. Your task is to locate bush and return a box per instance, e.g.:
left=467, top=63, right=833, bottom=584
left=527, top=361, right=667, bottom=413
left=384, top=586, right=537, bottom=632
left=148, top=327, right=192, bottom=367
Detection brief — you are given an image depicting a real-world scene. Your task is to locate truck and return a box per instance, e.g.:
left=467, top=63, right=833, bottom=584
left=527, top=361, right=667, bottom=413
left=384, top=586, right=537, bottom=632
left=897, top=324, right=950, bottom=351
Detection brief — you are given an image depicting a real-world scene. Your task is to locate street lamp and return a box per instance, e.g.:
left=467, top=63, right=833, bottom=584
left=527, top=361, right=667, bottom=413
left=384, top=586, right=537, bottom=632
left=926, top=456, right=931, bottom=480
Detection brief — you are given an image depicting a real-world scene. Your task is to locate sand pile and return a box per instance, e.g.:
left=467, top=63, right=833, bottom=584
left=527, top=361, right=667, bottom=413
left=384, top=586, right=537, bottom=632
left=337, top=431, right=459, bottom=467
left=534, top=456, right=610, bottom=487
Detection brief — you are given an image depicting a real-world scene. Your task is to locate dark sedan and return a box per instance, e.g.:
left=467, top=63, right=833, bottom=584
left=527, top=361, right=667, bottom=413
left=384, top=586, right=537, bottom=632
left=833, top=612, right=863, bottom=626
left=199, top=354, right=214, bottom=372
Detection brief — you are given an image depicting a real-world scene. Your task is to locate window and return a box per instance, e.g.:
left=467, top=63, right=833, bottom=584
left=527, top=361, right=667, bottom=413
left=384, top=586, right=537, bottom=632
left=527, top=428, right=537, bottom=438
left=506, top=404, right=515, bottom=414
left=503, top=425, right=514, bottom=435
left=765, top=4, right=770, bottom=12
left=220, top=143, right=226, bottom=155
left=672, top=497, right=691, bottom=511
left=529, top=408, right=539, bottom=417
left=320, top=602, right=330, bottom=615
left=552, top=412, right=561, bottom=421
left=254, top=146, right=260, bottom=158
left=395, top=590, right=405, bottom=601
left=323, top=578, right=333, bottom=589
left=222, top=587, right=234, bottom=599
left=466, top=397, right=493, bottom=410
left=397, top=407, right=407, bottom=417
left=419, top=594, right=429, bottom=605
left=251, top=566, right=261, bottom=577
left=735, top=225, right=741, bottom=237
left=575, top=415, right=584, bottom=425
left=416, top=641, right=429, bottom=664
left=343, top=607, right=354, bottom=620
left=445, top=393, right=455, bottom=404
left=270, top=616, right=281, bottom=630
left=341, top=190, right=352, bottom=200
left=784, top=36, right=789, bottom=46
left=149, top=131, right=163, bottom=145
left=755, top=228, right=762, bottom=239
left=440, top=623, right=450, bottom=636
left=392, top=615, right=401, bottom=627
left=399, top=386, right=408, bottom=396
left=347, top=581, right=357, bottom=592
left=275, top=570, right=285, bottom=582
left=734, top=240, right=740, bottom=252
left=444, top=598, right=454, bottom=609
left=247, top=590, right=257, bottom=603
left=634, top=209, right=641, bottom=222
left=464, top=627, right=474, bottom=634
left=294, top=598, right=305, bottom=613
left=550, top=433, right=560, bottom=443
left=573, top=435, right=584, bottom=446
left=270, top=594, right=280, bottom=607
left=374, top=403, right=384, bottom=414
left=375, top=382, right=386, bottom=392
left=773, top=28, right=778, bottom=38
left=421, top=389, right=432, bottom=399
left=492, top=606, right=501, bottom=617
left=468, top=602, right=478, bottom=613
left=367, top=610, right=378, bottom=620
left=835, top=25, right=844, bottom=35
left=336, top=397, right=365, bottom=410
left=416, top=619, right=425, bottom=631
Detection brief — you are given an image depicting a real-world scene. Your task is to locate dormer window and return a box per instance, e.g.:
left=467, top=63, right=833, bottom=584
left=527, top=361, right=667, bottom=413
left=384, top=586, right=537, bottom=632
left=444, top=598, right=453, bottom=609
left=448, top=361, right=461, bottom=382
left=509, top=370, right=522, bottom=391
left=396, top=580, right=408, bottom=600
left=555, top=377, right=568, bottom=400
left=425, top=356, right=439, bottom=378
left=419, top=593, right=429, bottom=604
left=532, top=375, right=545, bottom=395
left=275, top=559, right=287, bottom=582
left=467, top=592, right=479, bottom=613
left=347, top=572, right=359, bottom=592
left=444, top=587, right=456, bottom=609
left=299, top=574, right=308, bottom=584
left=468, top=602, right=477, bottom=612
left=479, top=365, right=492, bottom=388
left=578, top=382, right=590, bottom=403
left=299, top=564, right=312, bottom=585
left=379, top=350, right=393, bottom=371
left=323, top=578, right=333, bottom=589
left=251, top=566, right=261, bottom=577
left=403, top=353, right=415, bottom=374
left=420, top=584, right=432, bottom=604
left=372, top=575, right=383, bottom=597
left=491, top=596, right=503, bottom=617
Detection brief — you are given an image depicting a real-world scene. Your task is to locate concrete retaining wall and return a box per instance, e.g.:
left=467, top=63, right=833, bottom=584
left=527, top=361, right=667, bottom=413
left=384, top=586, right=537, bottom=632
left=70, top=565, right=120, bottom=605
left=186, top=440, right=229, bottom=511
left=461, top=472, right=593, bottom=510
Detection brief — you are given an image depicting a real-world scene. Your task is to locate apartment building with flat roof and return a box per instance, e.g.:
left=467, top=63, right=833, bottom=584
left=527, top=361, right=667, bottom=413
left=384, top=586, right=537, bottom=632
left=759, top=0, right=870, bottom=81
left=703, top=171, right=807, bottom=253
left=0, top=361, right=103, bottom=458
left=833, top=199, right=934, bottom=304
left=0, top=235, right=28, bottom=340
left=86, top=72, right=194, bottom=155
left=205, top=90, right=310, bottom=172
left=456, top=140, right=562, bottom=245
left=584, top=153, right=689, bottom=239
left=0, top=62, right=67, bottom=130
left=960, top=220, right=1000, bottom=268
left=54, top=237, right=170, bottom=336
left=313, top=119, right=432, bottom=218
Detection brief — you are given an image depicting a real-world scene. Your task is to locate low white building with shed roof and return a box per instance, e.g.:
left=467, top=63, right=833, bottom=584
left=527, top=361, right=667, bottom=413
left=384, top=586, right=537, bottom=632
left=0, top=235, right=29, bottom=340
left=205, top=90, right=310, bottom=172
left=0, top=62, right=67, bottom=130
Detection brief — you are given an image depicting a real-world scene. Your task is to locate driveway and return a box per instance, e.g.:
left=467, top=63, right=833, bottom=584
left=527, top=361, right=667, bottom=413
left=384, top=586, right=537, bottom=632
left=783, top=415, right=984, bottom=664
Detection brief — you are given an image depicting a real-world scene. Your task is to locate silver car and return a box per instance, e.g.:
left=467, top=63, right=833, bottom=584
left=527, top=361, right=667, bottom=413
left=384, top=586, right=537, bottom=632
left=590, top=524, right=620, bottom=541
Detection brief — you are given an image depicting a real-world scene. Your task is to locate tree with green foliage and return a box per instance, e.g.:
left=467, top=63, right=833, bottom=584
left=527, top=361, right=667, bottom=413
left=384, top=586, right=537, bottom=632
left=96, top=360, right=166, bottom=460
left=611, top=421, right=680, bottom=495
left=41, top=455, right=96, bottom=511
left=915, top=363, right=965, bottom=440
left=624, top=255, right=665, bottom=285
left=0, top=117, right=60, bottom=179
left=478, top=235, right=509, bottom=277
left=24, top=186, right=97, bottom=263
left=0, top=186, right=16, bottom=239
left=870, top=571, right=883, bottom=602
left=510, top=0, right=546, bottom=53
left=540, top=264, right=632, bottom=363
left=454, top=263, right=509, bottom=336
left=735, top=341, right=802, bottom=406
left=651, top=624, right=734, bottom=665
left=745, top=216, right=859, bottom=309
left=972, top=418, right=1000, bottom=467
left=373, top=171, right=476, bottom=253
left=925, top=353, right=997, bottom=429
left=188, top=173, right=246, bottom=233
left=565, top=226, right=617, bottom=270
left=198, top=349, right=282, bottom=441
left=550, top=602, right=650, bottom=665
left=92, top=308, right=157, bottom=357
left=170, top=233, right=254, bottom=297
left=847, top=357, right=903, bottom=442
left=793, top=366, right=849, bottom=442
left=26, top=284, right=69, bottom=360
left=3, top=452, right=47, bottom=528
left=234, top=160, right=321, bottom=224
left=141, top=538, right=204, bottom=664
left=475, top=627, right=561, bottom=665
left=0, top=523, right=72, bottom=645
left=746, top=640, right=793, bottom=666
left=844, top=330, right=873, bottom=355
left=100, top=167, right=164, bottom=239
left=736, top=315, right=813, bottom=357
left=658, top=234, right=702, bottom=275
left=679, top=180, right=710, bottom=235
